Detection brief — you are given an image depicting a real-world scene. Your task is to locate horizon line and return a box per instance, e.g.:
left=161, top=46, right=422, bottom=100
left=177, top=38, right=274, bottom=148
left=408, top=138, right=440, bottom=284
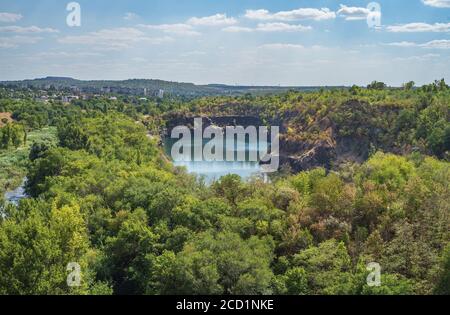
left=0, top=76, right=424, bottom=89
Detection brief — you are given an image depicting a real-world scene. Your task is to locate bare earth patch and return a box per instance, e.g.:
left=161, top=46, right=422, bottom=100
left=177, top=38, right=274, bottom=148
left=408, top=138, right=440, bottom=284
left=0, top=112, right=13, bottom=127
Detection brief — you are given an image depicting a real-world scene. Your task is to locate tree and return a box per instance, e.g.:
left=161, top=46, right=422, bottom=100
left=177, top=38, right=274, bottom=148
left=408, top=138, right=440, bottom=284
left=0, top=200, right=96, bottom=294
left=149, top=231, right=275, bottom=295
left=367, top=81, right=387, bottom=90
left=357, top=152, right=415, bottom=191
left=435, top=78, right=448, bottom=91
left=103, top=208, right=158, bottom=294
left=293, top=240, right=357, bottom=295
left=0, top=123, right=26, bottom=149
left=434, top=243, right=450, bottom=295
left=284, top=267, right=309, bottom=295
left=349, top=85, right=361, bottom=95
left=361, top=274, right=414, bottom=295
left=403, top=81, right=415, bottom=91
left=2, top=83, right=449, bottom=296
left=212, top=174, right=245, bottom=207
left=29, top=139, right=56, bottom=161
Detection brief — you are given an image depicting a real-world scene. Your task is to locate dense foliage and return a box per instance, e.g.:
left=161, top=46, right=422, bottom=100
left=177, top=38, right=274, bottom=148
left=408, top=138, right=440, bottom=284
left=169, top=80, right=449, bottom=160
left=0, top=82, right=448, bottom=295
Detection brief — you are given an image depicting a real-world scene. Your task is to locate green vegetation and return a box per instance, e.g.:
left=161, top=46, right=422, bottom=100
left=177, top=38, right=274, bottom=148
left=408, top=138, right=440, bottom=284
left=0, top=127, right=57, bottom=195
left=0, top=81, right=448, bottom=295
left=0, top=76, right=326, bottom=98
left=169, top=79, right=449, bottom=160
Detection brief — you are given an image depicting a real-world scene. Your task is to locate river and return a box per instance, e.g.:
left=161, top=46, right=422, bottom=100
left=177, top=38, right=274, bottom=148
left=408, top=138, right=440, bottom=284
left=3, top=178, right=28, bottom=205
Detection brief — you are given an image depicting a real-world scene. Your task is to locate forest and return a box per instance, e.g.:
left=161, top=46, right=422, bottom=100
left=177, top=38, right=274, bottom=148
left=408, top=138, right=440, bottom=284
left=0, top=80, right=448, bottom=295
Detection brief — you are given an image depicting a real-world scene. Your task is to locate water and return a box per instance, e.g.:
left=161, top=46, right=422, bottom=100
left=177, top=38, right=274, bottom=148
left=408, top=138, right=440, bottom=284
left=164, top=137, right=268, bottom=183
left=4, top=178, right=28, bottom=205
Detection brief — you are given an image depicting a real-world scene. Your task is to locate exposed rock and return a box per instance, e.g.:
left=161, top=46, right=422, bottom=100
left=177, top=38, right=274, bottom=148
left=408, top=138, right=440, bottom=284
left=163, top=101, right=384, bottom=173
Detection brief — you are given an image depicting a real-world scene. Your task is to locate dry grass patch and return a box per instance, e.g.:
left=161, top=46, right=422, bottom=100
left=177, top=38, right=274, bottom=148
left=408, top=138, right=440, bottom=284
left=0, top=112, right=13, bottom=127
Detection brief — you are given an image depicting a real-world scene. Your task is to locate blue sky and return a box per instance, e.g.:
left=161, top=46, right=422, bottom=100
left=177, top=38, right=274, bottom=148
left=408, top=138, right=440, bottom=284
left=0, top=0, right=449, bottom=86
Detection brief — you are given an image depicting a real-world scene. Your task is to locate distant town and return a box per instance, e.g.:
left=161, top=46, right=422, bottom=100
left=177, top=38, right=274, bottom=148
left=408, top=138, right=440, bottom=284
left=0, top=77, right=339, bottom=101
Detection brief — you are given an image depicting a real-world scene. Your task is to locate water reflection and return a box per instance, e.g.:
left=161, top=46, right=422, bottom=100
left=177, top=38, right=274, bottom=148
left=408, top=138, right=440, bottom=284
left=165, top=138, right=267, bottom=183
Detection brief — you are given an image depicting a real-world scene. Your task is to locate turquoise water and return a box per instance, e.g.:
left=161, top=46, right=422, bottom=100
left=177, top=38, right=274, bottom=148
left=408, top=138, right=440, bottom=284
left=164, top=137, right=267, bottom=183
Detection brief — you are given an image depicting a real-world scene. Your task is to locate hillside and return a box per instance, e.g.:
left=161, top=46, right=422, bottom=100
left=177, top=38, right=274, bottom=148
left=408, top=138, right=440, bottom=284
left=0, top=77, right=341, bottom=97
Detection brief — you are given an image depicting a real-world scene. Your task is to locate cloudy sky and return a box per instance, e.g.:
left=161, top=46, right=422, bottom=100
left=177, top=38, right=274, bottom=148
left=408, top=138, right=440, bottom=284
left=0, top=0, right=449, bottom=86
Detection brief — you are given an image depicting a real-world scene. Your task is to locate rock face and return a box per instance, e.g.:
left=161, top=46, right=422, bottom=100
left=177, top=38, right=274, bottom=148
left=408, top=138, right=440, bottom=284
left=163, top=114, right=331, bottom=172
left=279, top=133, right=371, bottom=172
left=280, top=137, right=336, bottom=172
left=278, top=112, right=374, bottom=173
left=163, top=104, right=376, bottom=173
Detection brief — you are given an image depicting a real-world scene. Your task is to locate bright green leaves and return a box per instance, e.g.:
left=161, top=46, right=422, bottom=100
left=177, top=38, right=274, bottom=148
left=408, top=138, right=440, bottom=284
left=148, top=231, right=275, bottom=295
left=0, top=201, right=96, bottom=294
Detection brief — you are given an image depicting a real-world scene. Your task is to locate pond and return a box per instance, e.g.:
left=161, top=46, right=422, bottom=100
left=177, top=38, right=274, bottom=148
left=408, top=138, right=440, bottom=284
left=164, top=137, right=269, bottom=183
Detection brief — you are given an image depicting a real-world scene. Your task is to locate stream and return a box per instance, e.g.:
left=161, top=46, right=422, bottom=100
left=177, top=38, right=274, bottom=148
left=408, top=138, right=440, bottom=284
left=3, top=178, right=28, bottom=205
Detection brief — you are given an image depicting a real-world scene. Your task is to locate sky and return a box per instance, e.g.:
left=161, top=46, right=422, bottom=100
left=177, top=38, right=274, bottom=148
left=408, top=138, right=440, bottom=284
left=0, top=0, right=449, bottom=86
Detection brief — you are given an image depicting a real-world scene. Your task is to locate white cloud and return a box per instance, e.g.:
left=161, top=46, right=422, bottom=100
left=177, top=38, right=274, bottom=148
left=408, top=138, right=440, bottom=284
left=58, top=27, right=173, bottom=50
left=256, top=23, right=312, bottom=32
left=223, top=23, right=311, bottom=33
left=222, top=26, right=254, bottom=33
left=244, top=8, right=336, bottom=21
left=387, top=22, right=450, bottom=32
left=222, top=23, right=312, bottom=33
left=244, top=9, right=273, bottom=20
left=384, top=39, right=450, bottom=49
left=258, top=43, right=305, bottom=50
left=422, top=0, right=450, bottom=8
left=138, top=23, right=200, bottom=36
left=187, top=13, right=237, bottom=26
left=245, top=8, right=336, bottom=21
left=0, top=35, right=42, bottom=48
left=394, top=53, right=440, bottom=62
left=0, top=25, right=58, bottom=34
left=384, top=41, right=418, bottom=47
left=124, top=12, right=140, bottom=20
left=139, top=15, right=238, bottom=36
left=0, top=12, right=23, bottom=23
left=337, top=5, right=370, bottom=20
left=420, top=39, right=450, bottom=49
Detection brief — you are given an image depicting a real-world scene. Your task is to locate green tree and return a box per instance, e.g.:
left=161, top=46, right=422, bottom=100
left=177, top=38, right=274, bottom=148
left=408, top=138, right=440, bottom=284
left=0, top=200, right=95, bottom=294
left=434, top=243, right=450, bottom=295
left=403, top=81, right=415, bottom=91
left=284, top=267, right=309, bottom=295
left=149, top=231, right=275, bottom=295
left=367, top=81, right=387, bottom=90
left=103, top=208, right=158, bottom=294
left=293, top=240, right=357, bottom=295
left=361, top=274, right=414, bottom=295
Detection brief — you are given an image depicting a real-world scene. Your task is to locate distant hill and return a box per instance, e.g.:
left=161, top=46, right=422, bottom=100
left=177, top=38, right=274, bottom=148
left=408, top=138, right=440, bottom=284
left=0, top=77, right=344, bottom=97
